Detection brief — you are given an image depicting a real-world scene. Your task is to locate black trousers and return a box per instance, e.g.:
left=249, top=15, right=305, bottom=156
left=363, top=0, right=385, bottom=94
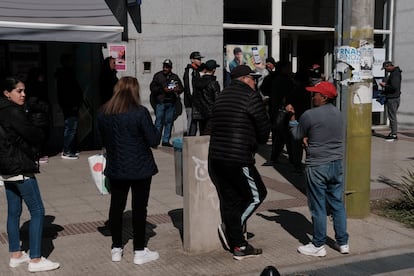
left=208, top=158, right=267, bottom=249
left=109, top=178, right=151, bottom=250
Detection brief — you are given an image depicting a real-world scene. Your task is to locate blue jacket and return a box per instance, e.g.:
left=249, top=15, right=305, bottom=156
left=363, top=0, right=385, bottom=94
left=97, top=106, right=161, bottom=180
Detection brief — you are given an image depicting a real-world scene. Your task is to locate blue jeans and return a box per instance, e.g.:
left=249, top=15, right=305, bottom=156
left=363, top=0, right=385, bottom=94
left=305, top=159, right=348, bottom=247
left=63, top=116, right=78, bottom=153
left=154, top=102, right=175, bottom=143
left=5, top=177, right=45, bottom=258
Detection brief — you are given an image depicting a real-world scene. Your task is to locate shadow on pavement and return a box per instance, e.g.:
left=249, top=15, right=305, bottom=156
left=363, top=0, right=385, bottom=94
left=96, top=210, right=157, bottom=247
left=257, top=144, right=307, bottom=195
left=257, top=209, right=336, bottom=249
left=20, top=215, right=64, bottom=258
left=168, top=208, right=183, bottom=242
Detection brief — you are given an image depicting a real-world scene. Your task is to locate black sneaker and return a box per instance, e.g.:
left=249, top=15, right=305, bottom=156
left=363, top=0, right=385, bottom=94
left=385, top=134, right=398, bottom=142
left=61, top=152, right=79, bottom=160
left=233, top=244, right=262, bottom=260
left=162, top=142, right=173, bottom=147
left=218, top=223, right=230, bottom=251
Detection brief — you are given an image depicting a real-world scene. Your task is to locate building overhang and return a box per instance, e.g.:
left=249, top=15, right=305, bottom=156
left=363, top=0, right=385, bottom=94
left=0, top=0, right=123, bottom=43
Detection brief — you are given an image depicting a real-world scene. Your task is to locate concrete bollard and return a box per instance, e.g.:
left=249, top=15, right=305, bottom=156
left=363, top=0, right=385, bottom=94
left=182, top=136, right=221, bottom=253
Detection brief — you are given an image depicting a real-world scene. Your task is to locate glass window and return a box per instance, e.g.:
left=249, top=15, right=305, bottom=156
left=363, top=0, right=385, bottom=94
left=224, top=0, right=271, bottom=25
left=282, top=0, right=335, bottom=27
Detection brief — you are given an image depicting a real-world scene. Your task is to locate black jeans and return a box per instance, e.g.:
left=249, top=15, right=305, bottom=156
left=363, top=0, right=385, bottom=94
left=109, top=178, right=151, bottom=250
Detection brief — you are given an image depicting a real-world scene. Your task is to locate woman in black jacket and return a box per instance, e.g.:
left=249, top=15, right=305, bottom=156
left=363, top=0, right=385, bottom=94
left=97, top=76, right=161, bottom=265
left=0, top=77, right=60, bottom=272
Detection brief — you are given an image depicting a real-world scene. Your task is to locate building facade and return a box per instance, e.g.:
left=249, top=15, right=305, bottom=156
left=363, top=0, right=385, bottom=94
left=0, top=0, right=412, bottom=150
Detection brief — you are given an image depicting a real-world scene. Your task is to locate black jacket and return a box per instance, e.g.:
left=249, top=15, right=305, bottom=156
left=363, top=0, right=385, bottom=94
left=99, top=67, right=118, bottom=105
left=183, top=64, right=201, bottom=108
left=0, top=97, right=44, bottom=175
left=150, top=71, right=184, bottom=105
left=209, top=80, right=271, bottom=164
left=97, top=106, right=161, bottom=180
left=384, top=67, right=402, bottom=99
left=55, top=66, right=83, bottom=117
left=193, top=74, right=220, bottom=119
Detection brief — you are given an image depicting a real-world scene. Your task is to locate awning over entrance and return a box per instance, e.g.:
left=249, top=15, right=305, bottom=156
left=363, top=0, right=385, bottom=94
left=0, top=0, right=123, bottom=43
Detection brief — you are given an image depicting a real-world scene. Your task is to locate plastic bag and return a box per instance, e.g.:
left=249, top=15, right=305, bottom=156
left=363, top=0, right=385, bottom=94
left=88, top=153, right=110, bottom=195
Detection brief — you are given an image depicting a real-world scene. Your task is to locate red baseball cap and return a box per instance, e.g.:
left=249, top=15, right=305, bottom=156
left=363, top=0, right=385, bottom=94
left=305, top=81, right=337, bottom=99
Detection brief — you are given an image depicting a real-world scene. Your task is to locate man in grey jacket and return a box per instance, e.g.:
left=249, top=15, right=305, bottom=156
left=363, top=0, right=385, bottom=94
left=286, top=81, right=349, bottom=257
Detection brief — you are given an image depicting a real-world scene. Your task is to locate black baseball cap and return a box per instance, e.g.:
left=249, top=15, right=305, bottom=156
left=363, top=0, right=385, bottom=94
left=231, top=65, right=261, bottom=79
left=205, top=60, right=220, bottom=70
left=163, top=59, right=173, bottom=67
left=189, top=51, right=204, bottom=60
left=382, top=60, right=393, bottom=69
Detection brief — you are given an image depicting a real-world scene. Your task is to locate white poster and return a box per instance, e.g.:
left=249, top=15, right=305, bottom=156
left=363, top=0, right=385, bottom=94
left=373, top=48, right=386, bottom=77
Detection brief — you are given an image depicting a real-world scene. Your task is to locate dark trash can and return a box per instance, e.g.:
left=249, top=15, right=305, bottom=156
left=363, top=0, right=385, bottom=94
left=172, top=137, right=183, bottom=196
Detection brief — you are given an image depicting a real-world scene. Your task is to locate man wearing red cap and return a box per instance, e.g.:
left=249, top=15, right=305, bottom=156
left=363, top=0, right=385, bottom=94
left=286, top=81, right=349, bottom=257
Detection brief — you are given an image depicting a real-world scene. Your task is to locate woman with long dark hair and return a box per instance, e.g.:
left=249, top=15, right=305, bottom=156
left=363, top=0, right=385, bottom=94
left=0, top=77, right=60, bottom=272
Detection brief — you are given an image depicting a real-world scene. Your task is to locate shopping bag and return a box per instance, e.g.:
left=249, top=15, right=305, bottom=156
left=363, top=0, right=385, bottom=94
left=88, top=153, right=110, bottom=195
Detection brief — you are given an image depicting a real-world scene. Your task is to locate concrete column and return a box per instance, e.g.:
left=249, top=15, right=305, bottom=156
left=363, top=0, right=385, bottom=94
left=182, top=136, right=221, bottom=253
left=271, top=0, right=282, bottom=59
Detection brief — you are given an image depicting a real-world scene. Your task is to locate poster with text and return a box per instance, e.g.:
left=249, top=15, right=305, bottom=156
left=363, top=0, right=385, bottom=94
left=109, top=44, right=126, bottom=71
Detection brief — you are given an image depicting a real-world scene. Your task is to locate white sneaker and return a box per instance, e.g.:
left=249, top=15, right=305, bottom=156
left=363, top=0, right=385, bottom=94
left=9, top=251, right=30, bottom=268
left=133, top=248, right=159, bottom=265
left=111, top=247, right=123, bottom=262
left=28, top=257, right=60, bottom=272
left=335, top=243, right=350, bottom=254
left=298, top=243, right=327, bottom=257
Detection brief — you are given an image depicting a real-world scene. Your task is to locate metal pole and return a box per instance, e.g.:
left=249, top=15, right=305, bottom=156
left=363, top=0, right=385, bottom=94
left=335, top=0, right=374, bottom=218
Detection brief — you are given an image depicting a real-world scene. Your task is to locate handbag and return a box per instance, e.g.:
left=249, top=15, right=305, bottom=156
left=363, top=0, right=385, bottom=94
left=88, top=153, right=110, bottom=195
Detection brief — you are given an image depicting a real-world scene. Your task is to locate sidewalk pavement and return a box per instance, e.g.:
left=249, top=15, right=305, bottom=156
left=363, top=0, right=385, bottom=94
left=1, top=130, right=414, bottom=275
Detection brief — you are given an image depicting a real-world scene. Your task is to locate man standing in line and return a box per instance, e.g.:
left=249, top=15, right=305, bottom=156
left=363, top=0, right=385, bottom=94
left=150, top=59, right=183, bottom=147
left=258, top=57, right=277, bottom=96
left=208, top=65, right=270, bottom=260
left=286, top=81, right=349, bottom=257
left=380, top=60, right=402, bottom=141
left=192, top=59, right=221, bottom=135
left=183, top=51, right=204, bottom=136
left=55, top=54, right=83, bottom=160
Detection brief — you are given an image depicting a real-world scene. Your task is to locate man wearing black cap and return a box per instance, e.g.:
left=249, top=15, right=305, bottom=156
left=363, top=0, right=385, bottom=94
left=183, top=51, right=204, bottom=136
left=379, top=61, right=402, bottom=141
left=192, top=59, right=221, bottom=135
left=208, top=65, right=270, bottom=260
left=150, top=59, right=183, bottom=147
left=286, top=81, right=349, bottom=257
